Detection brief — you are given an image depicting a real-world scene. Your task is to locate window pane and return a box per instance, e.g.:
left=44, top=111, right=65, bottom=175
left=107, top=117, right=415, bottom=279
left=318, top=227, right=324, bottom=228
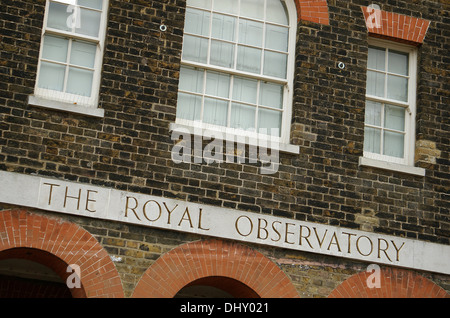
left=66, top=67, right=94, bottom=96
left=42, top=35, right=69, bottom=63
left=388, top=50, right=408, bottom=76
left=233, top=77, right=257, bottom=104
left=78, top=0, right=103, bottom=10
left=368, top=46, right=385, bottom=71
left=177, top=93, right=202, bottom=121
left=384, top=131, right=404, bottom=158
left=76, top=8, right=101, bottom=37
left=213, top=0, right=238, bottom=14
left=206, top=71, right=230, bottom=98
left=258, top=109, right=282, bottom=136
left=182, top=35, right=208, bottom=63
left=38, top=62, right=66, bottom=92
left=387, top=75, right=408, bottom=102
left=240, top=0, right=264, bottom=20
left=47, top=1, right=71, bottom=31
left=239, top=19, right=263, bottom=47
left=366, top=70, right=385, bottom=98
left=263, top=51, right=287, bottom=78
left=260, top=82, right=283, bottom=109
left=212, top=13, right=236, bottom=42
left=265, top=25, right=288, bottom=52
left=185, top=8, right=210, bottom=36
left=188, top=0, right=212, bottom=9
left=210, top=40, right=235, bottom=68
left=70, top=40, right=97, bottom=68
left=203, top=98, right=228, bottom=126
left=237, top=46, right=261, bottom=74
left=384, top=105, right=405, bottom=132
left=231, top=103, right=255, bottom=130
left=266, top=0, right=289, bottom=25
left=179, top=67, right=204, bottom=93
left=365, top=100, right=382, bottom=126
left=364, top=127, right=381, bottom=154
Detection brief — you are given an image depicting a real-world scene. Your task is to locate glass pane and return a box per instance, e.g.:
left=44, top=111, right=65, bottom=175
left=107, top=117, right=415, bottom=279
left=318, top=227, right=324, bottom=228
left=365, top=100, right=382, bottom=126
left=232, top=77, right=257, bottom=104
left=231, top=103, right=255, bottom=130
left=364, top=127, right=381, bottom=154
left=42, top=35, right=69, bottom=63
left=239, top=19, right=263, bottom=47
left=47, top=1, right=71, bottom=31
left=384, top=131, right=404, bottom=158
left=265, top=25, right=288, bottom=52
left=210, top=40, right=235, bottom=68
left=240, top=0, right=264, bottom=20
left=187, top=0, right=212, bottom=9
left=179, top=67, right=204, bottom=93
left=78, top=0, right=103, bottom=10
left=237, top=46, right=261, bottom=74
left=70, top=40, right=97, bottom=68
left=182, top=35, right=208, bottom=63
left=206, top=71, right=230, bottom=98
left=38, top=62, right=66, bottom=92
left=388, top=50, right=408, bottom=76
left=260, top=82, right=283, bottom=109
left=266, top=0, right=289, bottom=25
left=212, top=13, right=236, bottom=42
left=387, top=75, right=408, bottom=102
left=366, top=70, right=385, bottom=98
left=185, top=8, right=210, bottom=36
left=66, top=67, right=94, bottom=96
left=177, top=92, right=202, bottom=121
left=384, top=105, right=405, bottom=131
left=263, top=51, right=287, bottom=78
left=258, top=109, right=282, bottom=136
left=213, top=0, right=238, bottom=14
left=77, top=8, right=102, bottom=37
left=368, top=46, right=385, bottom=71
left=203, top=98, right=228, bottom=126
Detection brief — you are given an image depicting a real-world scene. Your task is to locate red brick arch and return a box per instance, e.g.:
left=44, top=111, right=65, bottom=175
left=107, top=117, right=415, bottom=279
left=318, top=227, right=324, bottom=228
left=295, top=0, right=330, bottom=25
left=0, top=209, right=124, bottom=298
left=328, top=267, right=449, bottom=298
left=132, top=239, right=300, bottom=298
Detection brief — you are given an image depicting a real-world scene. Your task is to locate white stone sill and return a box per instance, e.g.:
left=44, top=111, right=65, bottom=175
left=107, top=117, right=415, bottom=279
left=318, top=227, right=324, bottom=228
left=169, top=123, right=300, bottom=155
left=359, top=156, right=426, bottom=177
left=28, top=95, right=105, bottom=118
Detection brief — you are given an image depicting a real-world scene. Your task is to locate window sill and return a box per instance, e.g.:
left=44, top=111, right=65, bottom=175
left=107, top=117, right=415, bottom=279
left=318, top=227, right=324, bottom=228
left=359, top=156, right=426, bottom=177
left=28, top=95, right=105, bottom=118
left=169, top=123, right=300, bottom=155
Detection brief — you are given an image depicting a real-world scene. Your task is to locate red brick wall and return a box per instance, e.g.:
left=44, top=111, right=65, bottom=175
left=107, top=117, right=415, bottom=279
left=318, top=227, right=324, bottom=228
left=329, top=267, right=449, bottom=298
left=132, top=239, right=300, bottom=298
left=361, top=6, right=430, bottom=45
left=296, top=0, right=330, bottom=24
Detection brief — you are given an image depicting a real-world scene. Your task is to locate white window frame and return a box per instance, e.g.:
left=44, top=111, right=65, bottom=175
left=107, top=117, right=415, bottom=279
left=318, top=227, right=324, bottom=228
left=360, top=38, right=425, bottom=176
left=172, top=0, right=299, bottom=154
left=28, top=0, right=109, bottom=117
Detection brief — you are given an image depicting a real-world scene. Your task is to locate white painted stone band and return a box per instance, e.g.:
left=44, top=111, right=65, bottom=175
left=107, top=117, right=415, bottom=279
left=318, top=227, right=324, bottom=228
left=0, top=171, right=448, bottom=275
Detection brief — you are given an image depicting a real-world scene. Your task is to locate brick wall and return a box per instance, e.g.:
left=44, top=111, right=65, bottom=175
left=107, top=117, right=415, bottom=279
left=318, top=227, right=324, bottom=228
left=0, top=0, right=449, bottom=297
left=1, top=0, right=449, bottom=243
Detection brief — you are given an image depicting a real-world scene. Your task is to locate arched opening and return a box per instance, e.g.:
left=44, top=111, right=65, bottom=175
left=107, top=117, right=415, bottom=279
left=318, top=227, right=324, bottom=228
left=132, top=239, right=299, bottom=298
left=0, top=210, right=124, bottom=298
left=174, top=276, right=260, bottom=298
left=0, top=247, right=85, bottom=298
left=328, top=267, right=449, bottom=298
